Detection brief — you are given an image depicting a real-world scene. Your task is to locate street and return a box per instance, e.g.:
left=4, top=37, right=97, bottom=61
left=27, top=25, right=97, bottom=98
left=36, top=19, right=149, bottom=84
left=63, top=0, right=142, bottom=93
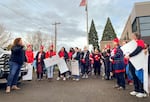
left=0, top=75, right=150, bottom=102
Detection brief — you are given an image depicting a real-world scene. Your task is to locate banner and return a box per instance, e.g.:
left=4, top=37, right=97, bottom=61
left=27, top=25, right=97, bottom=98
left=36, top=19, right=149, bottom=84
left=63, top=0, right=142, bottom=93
left=44, top=55, right=60, bottom=68
left=44, top=55, right=69, bottom=74
left=23, top=63, right=33, bottom=80
left=121, top=40, right=137, bottom=55
left=57, top=58, right=69, bottom=74
left=71, top=60, right=79, bottom=76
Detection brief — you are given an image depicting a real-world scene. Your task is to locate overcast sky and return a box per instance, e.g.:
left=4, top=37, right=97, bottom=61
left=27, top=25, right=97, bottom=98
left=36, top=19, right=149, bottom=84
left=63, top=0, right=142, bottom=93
left=0, top=0, right=149, bottom=49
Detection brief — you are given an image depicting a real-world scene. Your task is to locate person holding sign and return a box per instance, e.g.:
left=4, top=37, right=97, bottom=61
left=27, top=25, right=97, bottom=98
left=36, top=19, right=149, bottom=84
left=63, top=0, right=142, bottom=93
left=110, top=38, right=125, bottom=90
left=72, top=47, right=81, bottom=81
left=57, top=47, right=68, bottom=81
left=45, top=44, right=56, bottom=81
left=125, top=32, right=147, bottom=98
left=23, top=45, right=34, bottom=81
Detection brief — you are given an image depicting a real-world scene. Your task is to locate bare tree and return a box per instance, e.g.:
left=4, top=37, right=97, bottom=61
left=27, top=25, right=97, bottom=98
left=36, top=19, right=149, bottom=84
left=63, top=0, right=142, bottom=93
left=0, top=25, right=12, bottom=48
left=26, top=31, right=52, bottom=51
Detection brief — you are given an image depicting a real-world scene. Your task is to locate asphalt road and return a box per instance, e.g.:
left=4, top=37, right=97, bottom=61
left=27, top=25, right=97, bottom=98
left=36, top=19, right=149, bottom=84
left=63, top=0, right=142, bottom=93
left=0, top=76, right=150, bottom=102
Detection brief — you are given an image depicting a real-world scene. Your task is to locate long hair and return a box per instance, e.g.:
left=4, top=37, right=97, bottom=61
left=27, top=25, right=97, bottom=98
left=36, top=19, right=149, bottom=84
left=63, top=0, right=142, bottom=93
left=12, top=38, right=22, bottom=48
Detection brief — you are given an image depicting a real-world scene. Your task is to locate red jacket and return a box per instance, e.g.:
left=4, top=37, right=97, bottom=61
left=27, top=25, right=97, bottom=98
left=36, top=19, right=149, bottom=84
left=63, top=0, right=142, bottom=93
left=25, top=50, right=34, bottom=63
left=68, top=52, right=73, bottom=59
left=136, top=40, right=145, bottom=48
left=59, top=51, right=64, bottom=58
left=45, top=50, right=56, bottom=58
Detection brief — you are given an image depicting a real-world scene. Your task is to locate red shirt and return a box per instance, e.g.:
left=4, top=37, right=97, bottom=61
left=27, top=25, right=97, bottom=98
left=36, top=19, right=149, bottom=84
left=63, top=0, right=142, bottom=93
left=59, top=51, right=64, bottom=58
left=68, top=52, right=73, bottom=59
left=136, top=40, right=145, bottom=48
left=25, top=50, right=34, bottom=63
left=45, top=50, right=56, bottom=58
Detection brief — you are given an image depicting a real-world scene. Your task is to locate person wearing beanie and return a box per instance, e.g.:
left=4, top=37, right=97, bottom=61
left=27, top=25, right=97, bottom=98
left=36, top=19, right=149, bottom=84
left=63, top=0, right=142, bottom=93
left=110, top=38, right=125, bottom=90
left=45, top=44, right=56, bottom=81
left=57, top=47, right=68, bottom=81
left=23, top=44, right=34, bottom=81
left=35, top=45, right=45, bottom=80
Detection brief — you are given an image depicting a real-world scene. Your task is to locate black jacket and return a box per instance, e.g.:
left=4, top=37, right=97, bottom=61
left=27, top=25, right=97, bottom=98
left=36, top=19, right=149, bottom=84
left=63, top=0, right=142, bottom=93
left=80, top=51, right=90, bottom=66
left=9, top=45, right=26, bottom=65
left=35, top=51, right=45, bottom=68
left=74, top=52, right=80, bottom=61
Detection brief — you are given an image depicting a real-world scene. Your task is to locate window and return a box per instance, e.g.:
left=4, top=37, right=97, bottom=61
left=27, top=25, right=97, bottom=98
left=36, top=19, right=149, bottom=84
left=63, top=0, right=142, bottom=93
left=139, top=16, right=150, bottom=37
left=132, top=19, right=137, bottom=32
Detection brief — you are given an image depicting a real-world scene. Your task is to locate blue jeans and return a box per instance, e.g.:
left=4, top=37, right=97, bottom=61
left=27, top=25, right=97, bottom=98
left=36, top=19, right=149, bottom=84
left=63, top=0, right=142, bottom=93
left=47, top=66, right=54, bottom=78
left=7, top=61, right=22, bottom=86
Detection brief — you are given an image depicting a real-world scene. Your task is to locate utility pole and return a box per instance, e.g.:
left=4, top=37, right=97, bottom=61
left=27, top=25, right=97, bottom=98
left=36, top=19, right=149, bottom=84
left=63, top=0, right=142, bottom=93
left=52, top=22, right=61, bottom=52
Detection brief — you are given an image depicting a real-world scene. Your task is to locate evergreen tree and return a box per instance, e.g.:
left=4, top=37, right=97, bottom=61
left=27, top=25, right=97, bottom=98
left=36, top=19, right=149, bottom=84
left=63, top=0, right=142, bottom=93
left=88, top=19, right=99, bottom=49
left=101, top=17, right=117, bottom=41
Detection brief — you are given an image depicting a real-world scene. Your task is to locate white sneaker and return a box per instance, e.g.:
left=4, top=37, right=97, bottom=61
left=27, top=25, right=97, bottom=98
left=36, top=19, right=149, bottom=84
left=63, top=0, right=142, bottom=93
left=56, top=77, right=60, bottom=81
left=136, top=93, right=147, bottom=98
left=63, top=77, right=66, bottom=81
left=82, top=75, right=85, bottom=79
left=85, top=75, right=88, bottom=79
left=130, top=91, right=138, bottom=96
left=73, top=78, right=76, bottom=81
left=76, top=79, right=79, bottom=81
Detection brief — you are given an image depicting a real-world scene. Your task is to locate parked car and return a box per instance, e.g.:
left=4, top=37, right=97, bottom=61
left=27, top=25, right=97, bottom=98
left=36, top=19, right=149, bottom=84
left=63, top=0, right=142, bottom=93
left=0, top=48, right=27, bottom=82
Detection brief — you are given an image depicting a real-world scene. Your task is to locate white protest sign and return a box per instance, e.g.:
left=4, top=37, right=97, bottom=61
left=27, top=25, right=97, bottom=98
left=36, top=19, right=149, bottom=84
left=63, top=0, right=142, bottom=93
left=71, top=60, right=79, bottom=76
left=121, top=40, right=137, bottom=55
left=44, top=55, right=60, bottom=68
left=23, top=63, right=33, bottom=80
left=57, top=58, right=69, bottom=74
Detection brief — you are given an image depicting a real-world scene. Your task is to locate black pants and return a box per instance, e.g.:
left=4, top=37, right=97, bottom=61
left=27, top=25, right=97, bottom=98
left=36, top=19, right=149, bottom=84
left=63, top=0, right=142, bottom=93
left=129, top=61, right=144, bottom=93
left=37, top=72, right=43, bottom=79
left=104, top=59, right=110, bottom=79
left=58, top=71, right=66, bottom=77
left=116, top=72, right=125, bottom=89
left=94, top=62, right=101, bottom=76
left=82, top=64, right=88, bottom=75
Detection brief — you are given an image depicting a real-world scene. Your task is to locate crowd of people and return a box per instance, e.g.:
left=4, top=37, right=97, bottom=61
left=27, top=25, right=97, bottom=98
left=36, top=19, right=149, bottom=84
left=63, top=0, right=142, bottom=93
left=5, top=32, right=150, bottom=98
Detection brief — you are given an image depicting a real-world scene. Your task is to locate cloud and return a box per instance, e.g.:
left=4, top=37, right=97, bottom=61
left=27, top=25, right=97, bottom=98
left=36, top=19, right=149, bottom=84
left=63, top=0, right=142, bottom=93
left=0, top=0, right=148, bottom=48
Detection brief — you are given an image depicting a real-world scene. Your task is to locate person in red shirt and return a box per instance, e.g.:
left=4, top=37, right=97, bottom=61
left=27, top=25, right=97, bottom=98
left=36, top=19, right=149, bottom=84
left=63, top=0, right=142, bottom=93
left=57, top=47, right=68, bottom=81
left=125, top=32, right=147, bottom=98
left=23, top=45, right=34, bottom=81
left=45, top=44, right=56, bottom=81
left=67, top=48, right=75, bottom=78
left=26, top=45, right=34, bottom=63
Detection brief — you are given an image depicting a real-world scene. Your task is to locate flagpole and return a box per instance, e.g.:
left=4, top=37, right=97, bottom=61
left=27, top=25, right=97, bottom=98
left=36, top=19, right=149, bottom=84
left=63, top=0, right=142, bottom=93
left=86, top=0, right=89, bottom=46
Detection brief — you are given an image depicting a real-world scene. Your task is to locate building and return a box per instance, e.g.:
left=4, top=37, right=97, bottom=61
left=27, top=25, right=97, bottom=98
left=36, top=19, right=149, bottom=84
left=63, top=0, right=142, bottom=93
left=121, top=1, right=150, bottom=45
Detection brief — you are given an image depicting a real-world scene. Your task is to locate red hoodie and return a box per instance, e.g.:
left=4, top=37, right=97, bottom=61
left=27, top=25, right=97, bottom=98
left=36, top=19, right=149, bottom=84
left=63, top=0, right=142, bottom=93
left=59, top=51, right=64, bottom=58
left=25, top=50, right=34, bottom=63
left=136, top=40, right=145, bottom=48
left=45, top=50, right=56, bottom=58
left=68, top=52, right=73, bottom=59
